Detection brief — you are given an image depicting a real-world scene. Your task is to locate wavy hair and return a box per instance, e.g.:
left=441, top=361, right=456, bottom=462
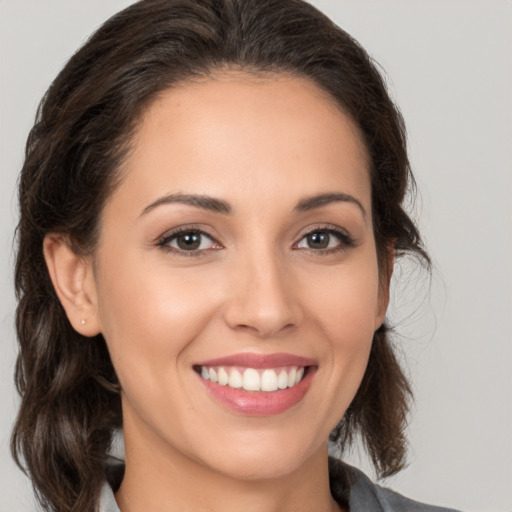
left=12, top=1, right=430, bottom=511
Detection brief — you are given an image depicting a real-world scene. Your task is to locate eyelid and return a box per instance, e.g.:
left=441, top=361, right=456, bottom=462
left=294, top=223, right=352, bottom=240
left=153, top=223, right=356, bottom=256
left=293, top=224, right=356, bottom=252
left=155, top=225, right=223, bottom=255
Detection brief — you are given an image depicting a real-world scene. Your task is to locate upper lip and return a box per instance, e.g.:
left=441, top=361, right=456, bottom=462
left=194, top=352, right=316, bottom=368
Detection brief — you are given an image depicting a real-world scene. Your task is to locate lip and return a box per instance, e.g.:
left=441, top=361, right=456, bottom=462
left=194, top=352, right=316, bottom=369
left=194, top=352, right=317, bottom=416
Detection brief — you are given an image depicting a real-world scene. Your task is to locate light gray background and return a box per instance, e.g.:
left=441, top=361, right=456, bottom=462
left=1, top=1, right=510, bottom=511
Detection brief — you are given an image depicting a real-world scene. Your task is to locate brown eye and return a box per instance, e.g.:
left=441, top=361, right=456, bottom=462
left=305, top=231, right=331, bottom=249
left=175, top=232, right=202, bottom=250
left=297, top=230, right=340, bottom=250
left=295, top=228, right=355, bottom=253
left=160, top=229, right=219, bottom=252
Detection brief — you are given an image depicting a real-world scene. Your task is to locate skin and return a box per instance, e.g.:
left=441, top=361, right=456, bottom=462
left=44, top=72, right=390, bottom=512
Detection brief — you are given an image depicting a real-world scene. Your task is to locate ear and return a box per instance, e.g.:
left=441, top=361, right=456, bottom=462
left=375, top=243, right=395, bottom=329
left=43, top=234, right=101, bottom=337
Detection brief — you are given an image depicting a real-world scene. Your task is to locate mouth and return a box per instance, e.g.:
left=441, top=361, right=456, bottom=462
left=193, top=353, right=317, bottom=416
left=194, top=365, right=308, bottom=392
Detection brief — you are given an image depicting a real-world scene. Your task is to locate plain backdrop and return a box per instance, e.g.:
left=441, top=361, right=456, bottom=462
left=1, top=1, right=511, bottom=511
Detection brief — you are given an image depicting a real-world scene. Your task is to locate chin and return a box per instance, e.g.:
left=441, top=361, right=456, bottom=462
left=195, top=431, right=323, bottom=482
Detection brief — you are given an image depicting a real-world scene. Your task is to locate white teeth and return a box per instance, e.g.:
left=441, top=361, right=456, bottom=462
left=287, top=367, right=297, bottom=388
left=242, top=368, right=260, bottom=391
left=218, top=367, right=229, bottom=386
left=277, top=370, right=288, bottom=389
left=199, top=365, right=306, bottom=392
left=261, top=369, right=278, bottom=392
left=228, top=369, right=243, bottom=388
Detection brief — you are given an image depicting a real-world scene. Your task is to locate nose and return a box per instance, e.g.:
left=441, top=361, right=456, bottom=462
left=222, top=250, right=302, bottom=338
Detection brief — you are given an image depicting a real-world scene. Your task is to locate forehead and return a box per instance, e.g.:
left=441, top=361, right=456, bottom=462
left=113, top=72, right=371, bottom=217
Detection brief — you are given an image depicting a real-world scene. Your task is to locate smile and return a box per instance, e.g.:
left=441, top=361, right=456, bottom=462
left=197, top=365, right=306, bottom=392
left=193, top=353, right=316, bottom=415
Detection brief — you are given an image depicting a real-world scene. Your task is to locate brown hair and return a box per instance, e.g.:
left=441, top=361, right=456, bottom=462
left=12, top=0, right=429, bottom=511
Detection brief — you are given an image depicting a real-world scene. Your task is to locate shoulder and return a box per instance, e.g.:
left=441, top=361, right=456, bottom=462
left=329, top=457, right=462, bottom=512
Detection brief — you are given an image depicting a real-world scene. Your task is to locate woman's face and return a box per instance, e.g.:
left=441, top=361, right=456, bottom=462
left=88, top=73, right=388, bottom=480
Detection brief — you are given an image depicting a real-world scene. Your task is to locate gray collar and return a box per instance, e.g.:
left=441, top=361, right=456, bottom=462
left=98, top=458, right=459, bottom=512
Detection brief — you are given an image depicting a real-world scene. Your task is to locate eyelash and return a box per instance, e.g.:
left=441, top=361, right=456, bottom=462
left=294, top=226, right=356, bottom=255
left=156, top=227, right=220, bottom=257
left=155, top=225, right=356, bottom=257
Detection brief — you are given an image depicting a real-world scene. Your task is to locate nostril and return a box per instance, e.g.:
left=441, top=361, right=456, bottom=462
left=222, top=274, right=301, bottom=336
left=232, top=321, right=296, bottom=338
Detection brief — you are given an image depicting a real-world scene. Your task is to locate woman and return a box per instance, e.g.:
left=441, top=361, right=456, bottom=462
left=11, top=0, right=461, bottom=511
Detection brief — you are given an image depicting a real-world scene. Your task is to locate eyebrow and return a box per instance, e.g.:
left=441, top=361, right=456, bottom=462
left=294, top=192, right=366, bottom=217
left=140, top=193, right=232, bottom=216
left=140, top=191, right=365, bottom=217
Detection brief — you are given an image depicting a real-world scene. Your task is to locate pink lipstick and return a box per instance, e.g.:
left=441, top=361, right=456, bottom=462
left=194, top=353, right=317, bottom=416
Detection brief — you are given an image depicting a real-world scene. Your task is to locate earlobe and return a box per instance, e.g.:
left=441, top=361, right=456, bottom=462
left=43, top=234, right=101, bottom=337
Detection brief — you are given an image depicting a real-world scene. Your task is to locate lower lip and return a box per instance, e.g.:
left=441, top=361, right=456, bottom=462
left=197, top=368, right=315, bottom=416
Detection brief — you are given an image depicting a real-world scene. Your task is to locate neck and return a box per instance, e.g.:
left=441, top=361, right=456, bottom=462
left=115, top=433, right=343, bottom=512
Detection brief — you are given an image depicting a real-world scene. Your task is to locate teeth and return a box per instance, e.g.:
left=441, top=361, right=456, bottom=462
left=287, top=367, right=297, bottom=388
left=242, top=369, right=260, bottom=391
left=199, top=365, right=306, bottom=392
left=228, top=369, right=243, bottom=389
left=261, top=369, right=278, bottom=392
left=277, top=370, right=288, bottom=389
left=218, top=367, right=229, bottom=386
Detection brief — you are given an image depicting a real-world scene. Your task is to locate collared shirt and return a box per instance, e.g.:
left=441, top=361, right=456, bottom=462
left=98, top=458, right=461, bottom=512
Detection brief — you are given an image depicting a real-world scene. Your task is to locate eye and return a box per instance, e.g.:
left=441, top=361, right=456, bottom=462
left=295, top=228, right=354, bottom=252
left=158, top=229, right=221, bottom=253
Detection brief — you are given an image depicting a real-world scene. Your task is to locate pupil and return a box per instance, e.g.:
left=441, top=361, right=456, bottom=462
left=308, top=232, right=329, bottom=249
left=178, top=232, right=200, bottom=250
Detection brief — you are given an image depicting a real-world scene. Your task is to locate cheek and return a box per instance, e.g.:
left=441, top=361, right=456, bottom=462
left=304, top=256, right=381, bottom=334
left=94, top=256, right=221, bottom=381
left=300, top=253, right=381, bottom=378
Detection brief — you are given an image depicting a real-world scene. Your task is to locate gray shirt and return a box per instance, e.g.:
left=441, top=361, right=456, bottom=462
left=98, top=458, right=461, bottom=512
